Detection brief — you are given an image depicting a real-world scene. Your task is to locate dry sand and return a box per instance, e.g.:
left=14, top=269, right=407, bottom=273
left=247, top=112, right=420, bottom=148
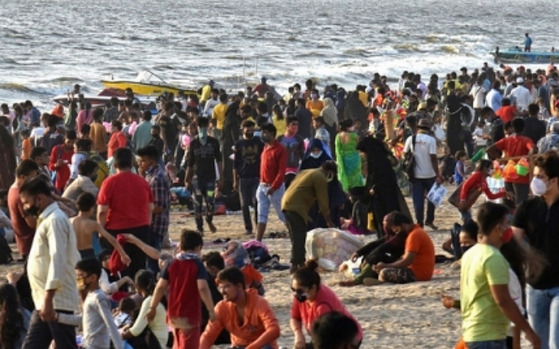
left=0, top=190, right=521, bottom=348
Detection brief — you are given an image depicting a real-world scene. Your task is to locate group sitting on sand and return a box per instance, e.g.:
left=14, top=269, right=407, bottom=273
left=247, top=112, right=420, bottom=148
left=0, top=60, right=558, bottom=348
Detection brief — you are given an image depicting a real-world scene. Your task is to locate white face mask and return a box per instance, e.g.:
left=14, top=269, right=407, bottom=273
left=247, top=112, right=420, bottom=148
left=310, top=151, right=323, bottom=159
left=530, top=177, right=548, bottom=196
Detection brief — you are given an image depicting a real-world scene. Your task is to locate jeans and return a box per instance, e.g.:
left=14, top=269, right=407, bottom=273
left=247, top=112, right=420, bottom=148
left=193, top=177, right=216, bottom=232
left=147, top=233, right=162, bottom=274
left=239, top=177, right=259, bottom=232
left=526, top=285, right=559, bottom=349
left=465, top=340, right=507, bottom=349
left=411, top=177, right=436, bottom=226
left=256, top=183, right=285, bottom=224
left=22, top=310, right=77, bottom=349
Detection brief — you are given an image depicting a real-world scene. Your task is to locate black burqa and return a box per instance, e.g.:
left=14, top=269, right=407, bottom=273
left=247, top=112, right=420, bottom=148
left=356, top=135, right=411, bottom=235
left=222, top=101, right=241, bottom=194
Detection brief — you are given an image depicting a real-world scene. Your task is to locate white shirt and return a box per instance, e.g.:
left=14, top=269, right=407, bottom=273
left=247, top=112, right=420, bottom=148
left=404, top=132, right=437, bottom=179
left=470, top=85, right=486, bottom=109
left=82, top=289, right=124, bottom=349
left=27, top=202, right=80, bottom=312
left=510, top=85, right=532, bottom=111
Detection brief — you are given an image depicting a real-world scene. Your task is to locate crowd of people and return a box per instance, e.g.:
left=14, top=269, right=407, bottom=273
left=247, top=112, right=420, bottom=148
left=0, top=60, right=557, bottom=348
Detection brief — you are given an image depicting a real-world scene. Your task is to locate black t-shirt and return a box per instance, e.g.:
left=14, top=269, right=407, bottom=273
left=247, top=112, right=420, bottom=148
left=513, top=196, right=559, bottom=289
left=186, top=137, right=221, bottom=180
left=233, top=137, right=263, bottom=178
left=158, top=115, right=177, bottom=154
left=522, top=117, right=547, bottom=145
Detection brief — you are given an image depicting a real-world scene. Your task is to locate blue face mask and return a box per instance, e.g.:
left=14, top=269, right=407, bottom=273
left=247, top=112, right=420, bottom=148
left=199, top=127, right=208, bottom=143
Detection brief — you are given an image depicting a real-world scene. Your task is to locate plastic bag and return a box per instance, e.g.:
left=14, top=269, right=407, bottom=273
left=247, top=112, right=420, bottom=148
left=427, top=183, right=448, bottom=207
left=305, top=228, right=364, bottom=271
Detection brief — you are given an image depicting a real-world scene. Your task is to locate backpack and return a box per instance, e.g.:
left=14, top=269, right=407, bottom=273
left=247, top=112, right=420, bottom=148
left=88, top=153, right=110, bottom=188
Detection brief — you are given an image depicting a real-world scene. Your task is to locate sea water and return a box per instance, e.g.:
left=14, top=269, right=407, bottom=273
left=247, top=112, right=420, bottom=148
left=0, top=0, right=556, bottom=110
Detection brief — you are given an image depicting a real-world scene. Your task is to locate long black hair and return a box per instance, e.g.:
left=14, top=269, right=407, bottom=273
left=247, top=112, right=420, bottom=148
left=0, top=283, right=25, bottom=348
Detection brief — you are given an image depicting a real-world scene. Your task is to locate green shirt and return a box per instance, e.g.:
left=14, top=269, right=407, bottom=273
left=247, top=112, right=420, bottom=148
left=460, top=243, right=510, bottom=342
left=281, top=169, right=330, bottom=223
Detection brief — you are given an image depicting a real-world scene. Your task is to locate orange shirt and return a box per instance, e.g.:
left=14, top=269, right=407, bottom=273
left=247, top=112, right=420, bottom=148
left=405, top=225, right=435, bottom=281
left=90, top=122, right=108, bottom=153
left=495, top=105, right=516, bottom=123
left=200, top=288, right=280, bottom=349
left=21, top=138, right=32, bottom=160
left=306, top=100, right=324, bottom=117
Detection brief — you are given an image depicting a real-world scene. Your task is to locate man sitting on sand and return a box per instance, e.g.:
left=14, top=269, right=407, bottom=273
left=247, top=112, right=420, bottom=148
left=372, top=211, right=435, bottom=284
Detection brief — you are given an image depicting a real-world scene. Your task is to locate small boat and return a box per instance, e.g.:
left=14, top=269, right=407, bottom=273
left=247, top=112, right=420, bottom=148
left=101, top=69, right=199, bottom=96
left=490, top=46, right=559, bottom=64
left=52, top=88, right=157, bottom=108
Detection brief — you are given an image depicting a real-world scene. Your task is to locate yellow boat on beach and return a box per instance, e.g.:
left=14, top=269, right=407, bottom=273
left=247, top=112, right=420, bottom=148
left=101, top=69, right=199, bottom=96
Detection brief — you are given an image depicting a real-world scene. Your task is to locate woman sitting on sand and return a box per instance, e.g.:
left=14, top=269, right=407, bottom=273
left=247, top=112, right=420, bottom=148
left=290, top=260, right=362, bottom=349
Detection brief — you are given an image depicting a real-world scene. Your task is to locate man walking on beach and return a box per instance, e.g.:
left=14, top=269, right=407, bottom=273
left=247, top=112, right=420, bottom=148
left=233, top=120, right=263, bottom=235
left=20, top=177, right=80, bottom=348
left=185, top=116, right=222, bottom=235
left=403, top=118, right=441, bottom=230
left=513, top=151, right=559, bottom=349
left=256, top=123, right=287, bottom=241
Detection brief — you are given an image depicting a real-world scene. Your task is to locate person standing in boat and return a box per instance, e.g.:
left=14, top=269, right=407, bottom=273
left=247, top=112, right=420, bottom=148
left=524, top=33, right=532, bottom=52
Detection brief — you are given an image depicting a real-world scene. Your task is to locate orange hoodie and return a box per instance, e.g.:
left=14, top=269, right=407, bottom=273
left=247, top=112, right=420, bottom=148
left=200, top=288, right=280, bottom=349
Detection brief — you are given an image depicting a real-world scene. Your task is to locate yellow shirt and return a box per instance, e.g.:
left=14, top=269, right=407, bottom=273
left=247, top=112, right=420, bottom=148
left=273, top=116, right=286, bottom=136
left=306, top=100, right=325, bottom=117
left=212, top=103, right=228, bottom=129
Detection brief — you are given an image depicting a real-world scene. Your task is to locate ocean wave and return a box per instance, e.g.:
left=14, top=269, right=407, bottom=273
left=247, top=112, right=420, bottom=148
left=441, top=45, right=459, bottom=54
left=0, top=83, right=36, bottom=93
left=393, top=43, right=420, bottom=52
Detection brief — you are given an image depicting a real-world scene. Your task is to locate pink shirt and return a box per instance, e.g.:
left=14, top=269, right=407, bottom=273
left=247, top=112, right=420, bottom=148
left=290, top=285, right=363, bottom=341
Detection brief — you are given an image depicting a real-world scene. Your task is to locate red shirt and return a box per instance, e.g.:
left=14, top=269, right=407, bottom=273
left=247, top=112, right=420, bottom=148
left=107, top=131, right=127, bottom=158
left=48, top=144, right=74, bottom=193
left=161, top=255, right=207, bottom=329
left=494, top=135, right=534, bottom=184
left=97, top=171, right=153, bottom=230
left=495, top=105, right=516, bottom=123
left=260, top=141, right=287, bottom=190
left=460, top=171, right=505, bottom=201
left=290, top=285, right=363, bottom=342
left=7, top=184, right=35, bottom=256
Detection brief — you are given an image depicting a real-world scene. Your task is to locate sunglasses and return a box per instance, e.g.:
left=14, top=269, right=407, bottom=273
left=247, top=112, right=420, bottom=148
left=290, top=287, right=306, bottom=294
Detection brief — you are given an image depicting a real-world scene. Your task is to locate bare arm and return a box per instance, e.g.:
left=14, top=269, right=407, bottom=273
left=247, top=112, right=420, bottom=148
left=290, top=318, right=306, bottom=349
left=121, top=233, right=161, bottom=260
left=197, top=279, right=216, bottom=321
left=146, top=278, right=168, bottom=322
left=97, top=204, right=109, bottom=227
left=96, top=222, right=130, bottom=266
left=490, top=284, right=540, bottom=348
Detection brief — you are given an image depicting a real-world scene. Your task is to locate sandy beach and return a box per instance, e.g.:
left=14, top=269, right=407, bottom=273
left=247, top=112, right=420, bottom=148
left=2, top=190, right=473, bottom=348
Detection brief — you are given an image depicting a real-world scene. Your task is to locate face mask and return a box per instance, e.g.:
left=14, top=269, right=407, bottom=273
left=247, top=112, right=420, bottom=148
left=460, top=245, right=473, bottom=255
left=530, top=177, right=548, bottom=196
left=310, top=151, right=322, bottom=159
left=311, top=93, right=318, bottom=99
left=260, top=134, right=271, bottom=143
left=502, top=227, right=513, bottom=244
left=294, top=292, right=309, bottom=303
left=244, top=132, right=254, bottom=139
left=77, top=276, right=89, bottom=292
left=24, top=200, right=40, bottom=217
left=199, top=127, right=208, bottom=144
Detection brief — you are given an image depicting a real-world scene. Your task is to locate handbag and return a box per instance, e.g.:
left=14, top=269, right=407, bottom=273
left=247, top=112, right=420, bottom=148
left=402, top=135, right=416, bottom=180
left=448, top=183, right=482, bottom=211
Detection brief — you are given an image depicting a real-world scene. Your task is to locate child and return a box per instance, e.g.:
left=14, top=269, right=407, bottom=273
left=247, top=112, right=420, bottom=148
left=454, top=150, right=467, bottom=185
left=98, top=250, right=134, bottom=300
left=20, top=129, right=32, bottom=160
left=71, top=192, right=131, bottom=263
left=113, top=297, right=136, bottom=329
left=147, top=229, right=215, bottom=348
left=439, top=146, right=456, bottom=183
left=72, top=258, right=125, bottom=349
